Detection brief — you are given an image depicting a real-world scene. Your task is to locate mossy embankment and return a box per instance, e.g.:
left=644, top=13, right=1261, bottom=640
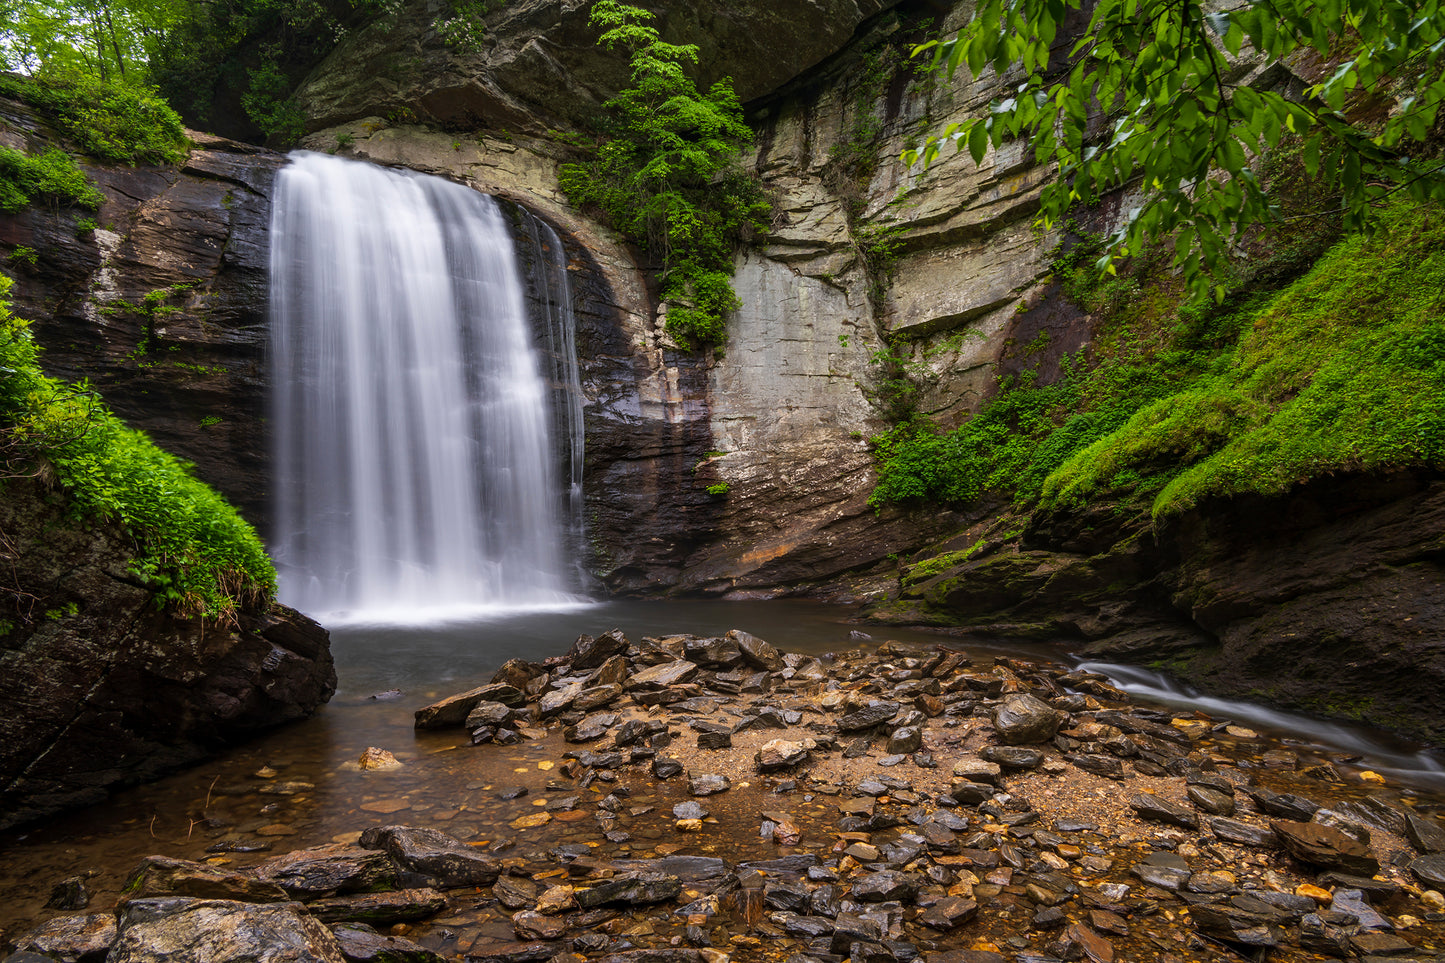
left=867, top=199, right=1445, bottom=745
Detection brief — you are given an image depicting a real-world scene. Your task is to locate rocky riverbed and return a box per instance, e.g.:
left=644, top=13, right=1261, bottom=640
left=4, top=629, right=1445, bottom=963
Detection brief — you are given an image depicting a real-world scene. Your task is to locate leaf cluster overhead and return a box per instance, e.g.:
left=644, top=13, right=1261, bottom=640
left=909, top=0, right=1445, bottom=299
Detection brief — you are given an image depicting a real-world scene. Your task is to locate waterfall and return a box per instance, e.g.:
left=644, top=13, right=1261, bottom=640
left=269, top=151, right=588, bottom=624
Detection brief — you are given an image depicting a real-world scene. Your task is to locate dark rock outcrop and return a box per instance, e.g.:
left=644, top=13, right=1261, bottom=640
left=880, top=470, right=1445, bottom=744
left=0, top=478, right=335, bottom=831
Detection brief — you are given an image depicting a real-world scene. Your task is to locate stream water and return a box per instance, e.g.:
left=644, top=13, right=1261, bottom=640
left=3, top=599, right=1444, bottom=946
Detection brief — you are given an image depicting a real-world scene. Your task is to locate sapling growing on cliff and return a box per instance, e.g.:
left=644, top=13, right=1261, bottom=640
left=558, top=0, right=770, bottom=350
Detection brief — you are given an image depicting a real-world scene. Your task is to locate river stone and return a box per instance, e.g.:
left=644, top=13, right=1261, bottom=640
left=121, top=856, right=291, bottom=904
left=682, top=635, right=742, bottom=667
left=493, top=875, right=540, bottom=910
left=12, top=913, right=116, bottom=963
left=306, top=889, right=447, bottom=925
left=511, top=911, right=566, bottom=941
left=981, top=745, right=1045, bottom=770
left=464, top=700, right=514, bottom=730
left=108, top=898, right=345, bottom=963
left=1209, top=817, right=1278, bottom=848
left=414, top=683, right=522, bottom=729
left=588, top=654, right=631, bottom=688
left=490, top=660, right=545, bottom=691
left=829, top=914, right=885, bottom=954
left=756, top=738, right=812, bottom=771
left=251, top=843, right=397, bottom=898
left=652, top=758, right=684, bottom=779
left=573, top=872, right=681, bottom=908
left=539, top=680, right=584, bottom=717
left=359, top=826, right=501, bottom=886
left=1187, top=784, right=1236, bottom=816
left=673, top=801, right=709, bottom=820
left=1066, top=753, right=1124, bottom=779
left=729, top=629, right=784, bottom=671
left=329, top=922, right=444, bottom=963
left=690, top=773, right=731, bottom=795
left=1331, top=888, right=1392, bottom=931
left=1271, top=820, right=1379, bottom=876
left=573, top=684, right=623, bottom=712
left=838, top=701, right=901, bottom=731
left=564, top=712, right=617, bottom=743
left=993, top=694, right=1066, bottom=745
left=1131, top=852, right=1191, bottom=891
left=1247, top=787, right=1320, bottom=821
left=1405, top=810, right=1445, bottom=853
left=627, top=660, right=699, bottom=690
left=951, top=759, right=1002, bottom=784
left=1410, top=853, right=1445, bottom=888
left=917, top=896, right=978, bottom=930
left=566, top=629, right=629, bottom=669
left=1188, top=901, right=1287, bottom=948
left=1312, top=808, right=1372, bottom=845
left=949, top=780, right=997, bottom=806
left=849, top=870, right=918, bottom=902
left=887, top=727, right=923, bottom=754
left=1129, top=793, right=1199, bottom=830
left=1299, top=911, right=1361, bottom=957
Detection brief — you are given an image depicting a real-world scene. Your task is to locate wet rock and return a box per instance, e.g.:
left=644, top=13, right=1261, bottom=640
left=306, top=889, right=447, bottom=925
left=512, top=911, right=567, bottom=941
left=1331, top=888, right=1392, bottom=931
left=981, top=745, right=1045, bottom=770
left=1271, top=820, right=1380, bottom=876
left=627, top=661, right=699, bottom=690
left=1066, top=754, right=1124, bottom=779
left=1409, top=853, right=1445, bottom=888
left=838, top=702, right=901, bottom=731
left=1312, top=808, right=1372, bottom=845
left=1404, top=810, right=1445, bottom=853
left=994, top=695, right=1066, bottom=745
left=121, top=856, right=291, bottom=904
left=414, top=683, right=522, bottom=729
left=1131, top=852, right=1190, bottom=890
left=564, top=712, right=618, bottom=743
left=252, top=844, right=397, bottom=898
left=917, top=896, right=978, bottom=930
left=1063, top=922, right=1115, bottom=962
left=1349, top=932, right=1417, bottom=956
left=850, top=870, right=918, bottom=902
left=491, top=660, right=547, bottom=692
left=566, top=629, right=629, bottom=670
left=1299, top=911, right=1361, bottom=957
left=1129, top=793, right=1199, bottom=830
left=539, top=681, right=584, bottom=717
left=1208, top=818, right=1278, bottom=848
left=45, top=877, right=90, bottom=911
left=12, top=913, right=116, bottom=963
left=574, top=873, right=682, bottom=909
left=673, top=801, right=709, bottom=820
left=1186, top=785, right=1236, bottom=816
left=108, top=898, right=344, bottom=963
left=683, top=636, right=743, bottom=667
left=535, top=884, right=576, bottom=915
left=1246, top=787, right=1320, bottom=821
left=730, top=630, right=784, bottom=671
left=465, top=701, right=515, bottom=730
left=756, top=739, right=813, bottom=771
left=696, top=730, right=733, bottom=750
left=652, top=758, right=684, bottom=779
left=887, top=727, right=922, bottom=754
left=690, top=774, right=731, bottom=796
left=359, top=826, right=501, bottom=886
left=948, top=781, right=997, bottom=806
left=356, top=748, right=402, bottom=771
left=492, top=875, right=540, bottom=911
left=329, top=922, right=442, bottom=962
left=830, top=913, right=885, bottom=954
left=1189, top=899, right=1289, bottom=948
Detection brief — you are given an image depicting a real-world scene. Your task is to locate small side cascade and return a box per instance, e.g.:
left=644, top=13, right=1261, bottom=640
left=268, top=151, right=588, bottom=623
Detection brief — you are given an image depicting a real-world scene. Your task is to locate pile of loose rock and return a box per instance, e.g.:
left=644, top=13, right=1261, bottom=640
left=6, top=629, right=1445, bottom=963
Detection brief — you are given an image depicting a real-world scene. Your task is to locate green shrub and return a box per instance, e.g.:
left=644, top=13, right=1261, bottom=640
left=0, top=146, right=104, bottom=213
left=870, top=200, right=1445, bottom=519
left=0, top=74, right=187, bottom=167
left=558, top=1, right=769, bottom=351
left=0, top=275, right=275, bottom=618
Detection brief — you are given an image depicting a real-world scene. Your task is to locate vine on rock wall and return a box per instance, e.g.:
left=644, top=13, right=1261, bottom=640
left=558, top=0, right=770, bottom=351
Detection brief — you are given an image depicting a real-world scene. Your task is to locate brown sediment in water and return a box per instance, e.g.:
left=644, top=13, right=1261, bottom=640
left=2, top=631, right=1444, bottom=962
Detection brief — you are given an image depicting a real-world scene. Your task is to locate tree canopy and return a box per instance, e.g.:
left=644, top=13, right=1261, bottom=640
left=909, top=0, right=1445, bottom=299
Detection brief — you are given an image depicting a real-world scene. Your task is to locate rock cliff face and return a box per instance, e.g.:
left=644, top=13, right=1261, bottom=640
left=0, top=478, right=335, bottom=831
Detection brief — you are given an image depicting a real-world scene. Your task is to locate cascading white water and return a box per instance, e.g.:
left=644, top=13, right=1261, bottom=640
left=269, top=151, right=588, bottom=624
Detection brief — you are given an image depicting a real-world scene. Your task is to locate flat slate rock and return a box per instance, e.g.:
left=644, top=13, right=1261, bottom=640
left=121, top=856, right=291, bottom=904
left=252, top=844, right=396, bottom=898
left=306, top=889, right=447, bottom=925
left=1129, top=793, right=1199, bottom=830
left=109, top=897, right=346, bottom=963
left=358, top=826, right=501, bottom=886
left=1271, top=820, right=1379, bottom=876
left=1409, top=853, right=1445, bottom=888
left=993, top=694, right=1065, bottom=745
left=329, top=922, right=445, bottom=963
left=12, top=913, right=116, bottom=963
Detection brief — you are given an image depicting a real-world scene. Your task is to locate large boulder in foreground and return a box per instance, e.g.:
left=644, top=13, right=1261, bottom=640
left=0, top=479, right=335, bottom=831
